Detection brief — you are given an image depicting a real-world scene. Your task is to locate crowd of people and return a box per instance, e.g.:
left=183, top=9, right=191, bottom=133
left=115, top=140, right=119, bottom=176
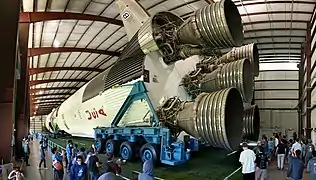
left=239, top=132, right=316, bottom=180
left=21, top=134, right=156, bottom=180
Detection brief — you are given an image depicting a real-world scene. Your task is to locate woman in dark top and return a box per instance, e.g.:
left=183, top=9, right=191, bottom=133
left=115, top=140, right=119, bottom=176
left=276, top=139, right=287, bottom=170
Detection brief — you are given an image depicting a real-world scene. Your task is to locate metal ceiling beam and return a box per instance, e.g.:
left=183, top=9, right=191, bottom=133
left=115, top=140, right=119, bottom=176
left=235, top=1, right=314, bottom=6
left=28, top=47, right=121, bottom=57
left=258, top=47, right=301, bottom=51
left=29, top=87, right=79, bottom=93
left=32, top=97, right=66, bottom=101
left=244, top=35, right=305, bottom=40
left=29, top=67, right=103, bottom=75
left=19, top=12, right=123, bottom=26
left=33, top=101, right=63, bottom=105
left=245, top=28, right=306, bottom=33
left=259, top=52, right=301, bottom=56
left=240, top=11, right=313, bottom=17
left=243, top=20, right=309, bottom=26
left=31, top=92, right=71, bottom=98
left=30, top=79, right=88, bottom=86
left=255, top=42, right=302, bottom=45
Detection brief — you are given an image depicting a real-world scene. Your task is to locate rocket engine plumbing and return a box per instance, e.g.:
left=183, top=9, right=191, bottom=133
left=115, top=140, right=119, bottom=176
left=139, top=0, right=260, bottom=151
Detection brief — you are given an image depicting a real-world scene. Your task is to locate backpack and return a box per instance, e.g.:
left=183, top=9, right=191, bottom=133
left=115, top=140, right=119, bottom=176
left=53, top=160, right=63, bottom=171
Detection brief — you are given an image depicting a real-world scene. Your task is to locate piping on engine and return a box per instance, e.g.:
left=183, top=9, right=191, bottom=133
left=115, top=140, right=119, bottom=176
left=136, top=0, right=244, bottom=64
left=157, top=88, right=244, bottom=151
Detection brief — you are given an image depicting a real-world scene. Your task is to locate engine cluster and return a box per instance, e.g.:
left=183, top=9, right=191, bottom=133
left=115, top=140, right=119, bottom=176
left=155, top=0, right=261, bottom=151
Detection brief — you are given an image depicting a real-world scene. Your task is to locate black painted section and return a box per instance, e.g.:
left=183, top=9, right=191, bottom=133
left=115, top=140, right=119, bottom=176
left=0, top=0, right=20, bottom=163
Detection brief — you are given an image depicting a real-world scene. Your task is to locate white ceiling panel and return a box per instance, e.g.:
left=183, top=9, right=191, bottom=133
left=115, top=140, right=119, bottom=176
left=80, top=53, right=100, bottom=67
left=33, top=22, right=43, bottom=48
left=38, top=54, right=49, bottom=68
left=47, top=53, right=60, bottom=67
left=49, top=71, right=59, bottom=79
left=76, top=22, right=108, bottom=48
left=85, top=1, right=108, bottom=15
left=74, top=52, right=91, bottom=66
left=66, top=0, right=91, bottom=13
left=64, top=52, right=81, bottom=67
left=100, top=2, right=119, bottom=18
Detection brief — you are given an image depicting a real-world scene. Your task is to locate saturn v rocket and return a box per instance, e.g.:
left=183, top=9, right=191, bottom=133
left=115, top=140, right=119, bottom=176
left=45, top=0, right=260, bottom=151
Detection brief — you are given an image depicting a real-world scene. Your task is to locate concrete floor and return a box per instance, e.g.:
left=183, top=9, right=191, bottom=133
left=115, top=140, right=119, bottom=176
left=24, top=140, right=69, bottom=180
left=266, top=159, right=309, bottom=180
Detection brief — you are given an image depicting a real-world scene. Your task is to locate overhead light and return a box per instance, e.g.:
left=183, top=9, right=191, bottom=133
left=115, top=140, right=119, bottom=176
left=35, top=105, right=38, bottom=109
left=53, top=40, right=60, bottom=48
left=39, top=91, right=44, bottom=94
left=34, top=112, right=37, bottom=115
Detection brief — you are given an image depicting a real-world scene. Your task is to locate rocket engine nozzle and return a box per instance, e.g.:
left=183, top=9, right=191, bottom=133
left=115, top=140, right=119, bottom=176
left=243, top=105, right=260, bottom=141
left=175, top=88, right=244, bottom=151
left=214, top=43, right=260, bottom=77
left=176, top=0, right=244, bottom=48
left=199, top=58, right=254, bottom=103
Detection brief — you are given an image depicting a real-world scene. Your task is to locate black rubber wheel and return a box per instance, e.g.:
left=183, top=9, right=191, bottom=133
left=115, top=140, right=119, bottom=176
left=120, top=141, right=135, bottom=161
left=105, top=139, right=119, bottom=155
left=140, top=143, right=160, bottom=164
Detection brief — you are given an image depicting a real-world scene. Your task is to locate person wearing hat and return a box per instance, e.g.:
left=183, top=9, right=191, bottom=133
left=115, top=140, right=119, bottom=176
left=239, top=142, right=256, bottom=180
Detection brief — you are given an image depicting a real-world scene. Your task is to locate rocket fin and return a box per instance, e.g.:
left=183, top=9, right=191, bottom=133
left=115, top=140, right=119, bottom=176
left=116, top=0, right=150, bottom=41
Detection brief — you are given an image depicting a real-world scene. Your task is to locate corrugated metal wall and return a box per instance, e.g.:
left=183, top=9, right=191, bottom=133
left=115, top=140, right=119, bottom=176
left=255, top=64, right=299, bottom=136
left=303, top=10, right=316, bottom=141
left=29, top=115, right=46, bottom=133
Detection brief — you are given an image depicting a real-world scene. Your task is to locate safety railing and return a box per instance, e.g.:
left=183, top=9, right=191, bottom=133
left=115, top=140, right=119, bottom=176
left=48, top=140, right=66, bottom=151
left=223, top=166, right=241, bottom=180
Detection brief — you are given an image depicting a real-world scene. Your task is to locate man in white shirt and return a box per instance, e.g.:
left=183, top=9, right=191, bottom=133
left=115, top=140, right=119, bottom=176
left=274, top=136, right=279, bottom=148
left=239, top=142, right=256, bottom=180
left=292, top=138, right=302, bottom=151
left=291, top=138, right=302, bottom=158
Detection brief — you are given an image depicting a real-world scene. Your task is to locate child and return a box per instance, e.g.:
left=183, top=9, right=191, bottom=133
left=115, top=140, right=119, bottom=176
left=255, top=146, right=268, bottom=180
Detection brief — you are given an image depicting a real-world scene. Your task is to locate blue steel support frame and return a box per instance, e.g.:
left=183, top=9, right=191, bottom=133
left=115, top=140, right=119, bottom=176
left=111, top=81, right=159, bottom=127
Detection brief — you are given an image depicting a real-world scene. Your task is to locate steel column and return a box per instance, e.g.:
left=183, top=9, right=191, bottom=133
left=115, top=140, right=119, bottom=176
left=306, top=22, right=312, bottom=139
left=298, top=45, right=304, bottom=137
left=0, top=0, right=20, bottom=164
left=15, top=22, right=30, bottom=158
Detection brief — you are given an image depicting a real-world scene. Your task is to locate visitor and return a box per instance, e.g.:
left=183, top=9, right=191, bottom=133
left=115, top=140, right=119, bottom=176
left=88, top=149, right=100, bottom=180
left=97, top=172, right=115, bottom=180
left=23, top=140, right=30, bottom=166
left=306, top=151, right=316, bottom=180
left=103, top=153, right=121, bottom=174
left=77, top=147, right=87, bottom=162
left=253, top=141, right=262, bottom=155
left=66, top=140, right=74, bottom=172
left=255, top=146, right=268, bottom=180
left=292, top=139, right=302, bottom=152
left=287, top=150, right=304, bottom=180
left=52, top=147, right=64, bottom=180
left=267, top=137, right=274, bottom=159
left=301, top=140, right=306, bottom=161
left=70, top=155, right=88, bottom=180
left=138, top=160, right=154, bottom=180
left=239, top=142, right=256, bottom=180
left=305, top=139, right=315, bottom=167
left=276, top=139, right=287, bottom=170
left=61, top=149, right=68, bottom=171
left=38, top=141, right=47, bottom=169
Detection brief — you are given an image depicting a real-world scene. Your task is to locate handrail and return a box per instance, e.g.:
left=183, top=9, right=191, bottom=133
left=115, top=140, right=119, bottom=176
left=223, top=167, right=241, bottom=180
